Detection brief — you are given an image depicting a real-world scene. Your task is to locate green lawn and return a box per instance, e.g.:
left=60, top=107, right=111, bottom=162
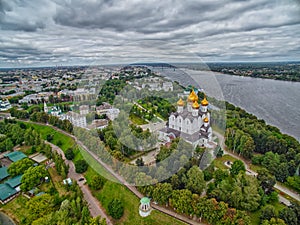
left=1, top=195, right=30, bottom=223
left=249, top=202, right=286, bottom=225
left=213, top=154, right=237, bottom=170
left=95, top=180, right=186, bottom=225
left=24, top=122, right=75, bottom=152
left=130, top=114, right=148, bottom=125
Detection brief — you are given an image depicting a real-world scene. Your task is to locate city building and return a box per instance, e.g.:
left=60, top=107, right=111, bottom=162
left=66, top=111, right=87, bottom=128
left=159, top=90, right=212, bottom=148
left=96, top=102, right=112, bottom=115
left=0, top=100, right=11, bottom=111
left=90, top=119, right=109, bottom=130
left=106, top=108, right=120, bottom=121
left=79, top=105, right=89, bottom=115
left=44, top=102, right=62, bottom=117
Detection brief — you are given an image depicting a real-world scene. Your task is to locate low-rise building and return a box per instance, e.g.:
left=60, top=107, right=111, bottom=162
left=106, top=108, right=120, bottom=121
left=96, top=102, right=112, bottom=115
left=90, top=119, right=109, bottom=130
left=66, top=111, right=87, bottom=128
left=79, top=105, right=89, bottom=115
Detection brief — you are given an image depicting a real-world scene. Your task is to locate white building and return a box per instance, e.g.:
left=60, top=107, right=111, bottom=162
left=66, top=111, right=87, bottom=128
left=106, top=108, right=120, bottom=121
left=96, top=102, right=112, bottom=115
left=0, top=100, right=11, bottom=111
left=44, top=102, right=62, bottom=117
left=79, top=105, right=89, bottom=115
left=159, top=90, right=212, bottom=148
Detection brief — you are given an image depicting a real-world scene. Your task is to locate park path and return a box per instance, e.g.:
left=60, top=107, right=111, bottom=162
left=214, top=131, right=300, bottom=205
left=46, top=141, right=113, bottom=225
left=34, top=121, right=205, bottom=225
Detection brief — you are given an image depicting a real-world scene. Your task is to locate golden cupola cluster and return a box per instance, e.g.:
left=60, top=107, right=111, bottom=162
left=177, top=89, right=209, bottom=109
left=188, top=89, right=198, bottom=102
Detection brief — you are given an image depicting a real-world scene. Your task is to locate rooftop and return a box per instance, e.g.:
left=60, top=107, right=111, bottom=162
left=0, top=184, right=17, bottom=201
left=0, top=167, right=9, bottom=181
left=140, top=197, right=150, bottom=204
left=5, top=174, right=22, bottom=188
left=4, top=151, right=27, bottom=162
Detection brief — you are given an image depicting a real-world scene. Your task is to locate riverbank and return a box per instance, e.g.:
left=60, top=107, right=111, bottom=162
left=158, top=67, right=300, bottom=141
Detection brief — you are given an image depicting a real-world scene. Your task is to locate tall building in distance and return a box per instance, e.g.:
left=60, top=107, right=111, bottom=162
left=159, top=90, right=212, bottom=148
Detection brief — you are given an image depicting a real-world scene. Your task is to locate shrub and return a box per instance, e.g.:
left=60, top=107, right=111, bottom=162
left=75, top=160, right=88, bottom=173
left=108, top=199, right=124, bottom=219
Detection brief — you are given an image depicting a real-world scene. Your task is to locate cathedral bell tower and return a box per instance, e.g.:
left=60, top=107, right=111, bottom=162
left=177, top=98, right=184, bottom=113
left=200, top=95, right=209, bottom=112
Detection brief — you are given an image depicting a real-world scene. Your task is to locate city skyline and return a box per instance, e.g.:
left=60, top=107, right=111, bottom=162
left=1, top=0, right=300, bottom=67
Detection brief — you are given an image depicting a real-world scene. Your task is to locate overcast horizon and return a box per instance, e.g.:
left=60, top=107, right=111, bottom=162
left=1, top=0, right=300, bottom=68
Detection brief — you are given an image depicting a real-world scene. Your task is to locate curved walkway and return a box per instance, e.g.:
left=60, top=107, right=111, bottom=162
left=46, top=141, right=113, bottom=225
left=214, top=131, right=300, bottom=204
left=28, top=121, right=205, bottom=225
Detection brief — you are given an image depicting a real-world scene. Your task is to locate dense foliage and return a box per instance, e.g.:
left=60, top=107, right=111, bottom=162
left=108, top=198, right=124, bottom=219
left=8, top=158, right=34, bottom=177
left=225, top=102, right=300, bottom=187
left=75, top=159, right=88, bottom=173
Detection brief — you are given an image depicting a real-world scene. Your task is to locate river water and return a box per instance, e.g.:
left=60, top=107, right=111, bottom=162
left=155, top=68, right=300, bottom=141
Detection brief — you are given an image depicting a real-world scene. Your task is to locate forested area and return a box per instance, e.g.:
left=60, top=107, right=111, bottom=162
left=9, top=106, right=73, bottom=133
left=0, top=120, right=105, bottom=225
left=224, top=102, right=300, bottom=191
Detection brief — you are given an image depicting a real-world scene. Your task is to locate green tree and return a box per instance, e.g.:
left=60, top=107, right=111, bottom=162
left=261, top=218, right=286, bottom=225
left=279, top=207, right=298, bottom=225
left=75, top=160, right=88, bottom=173
left=5, top=138, right=14, bottom=151
left=65, top=148, right=75, bottom=160
left=261, top=205, right=277, bottom=221
left=8, top=158, right=34, bottom=177
left=108, top=199, right=124, bottom=219
left=21, top=165, right=48, bottom=191
left=257, top=168, right=276, bottom=194
left=152, top=183, right=173, bottom=205
left=230, top=160, right=246, bottom=176
left=170, top=189, right=193, bottom=215
left=90, top=175, right=105, bottom=190
left=26, top=194, right=55, bottom=223
left=185, top=165, right=205, bottom=194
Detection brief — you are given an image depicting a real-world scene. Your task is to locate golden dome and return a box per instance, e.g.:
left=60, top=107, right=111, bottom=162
left=177, top=98, right=185, bottom=106
left=201, top=95, right=209, bottom=106
left=188, top=89, right=198, bottom=102
left=203, top=117, right=209, bottom=123
left=192, top=101, right=200, bottom=109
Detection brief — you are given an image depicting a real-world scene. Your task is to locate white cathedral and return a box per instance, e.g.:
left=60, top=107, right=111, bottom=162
left=159, top=89, right=213, bottom=148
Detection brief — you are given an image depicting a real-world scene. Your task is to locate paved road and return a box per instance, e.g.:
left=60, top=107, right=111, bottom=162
left=214, top=131, right=300, bottom=204
left=46, top=141, right=113, bottom=225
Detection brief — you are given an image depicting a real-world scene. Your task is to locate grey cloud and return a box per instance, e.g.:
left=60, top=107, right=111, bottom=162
left=0, top=0, right=300, bottom=67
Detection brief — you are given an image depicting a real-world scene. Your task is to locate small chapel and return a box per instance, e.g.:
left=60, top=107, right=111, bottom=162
left=159, top=89, right=212, bottom=148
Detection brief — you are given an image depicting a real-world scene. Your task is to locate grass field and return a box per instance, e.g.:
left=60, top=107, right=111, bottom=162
left=25, top=122, right=75, bottom=152
left=213, top=154, right=237, bottom=170
left=95, top=180, right=186, bottom=225
left=249, top=202, right=286, bottom=225
left=129, top=114, right=148, bottom=125
left=1, top=196, right=29, bottom=223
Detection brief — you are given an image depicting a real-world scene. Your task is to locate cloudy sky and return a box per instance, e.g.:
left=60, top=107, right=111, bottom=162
left=0, top=0, right=300, bottom=67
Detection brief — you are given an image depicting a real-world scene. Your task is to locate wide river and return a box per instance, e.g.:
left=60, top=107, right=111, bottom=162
left=155, top=67, right=300, bottom=141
